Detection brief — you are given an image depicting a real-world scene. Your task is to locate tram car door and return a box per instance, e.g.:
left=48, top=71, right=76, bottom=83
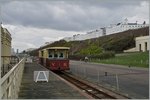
left=39, top=50, right=44, bottom=65
left=39, top=49, right=47, bottom=67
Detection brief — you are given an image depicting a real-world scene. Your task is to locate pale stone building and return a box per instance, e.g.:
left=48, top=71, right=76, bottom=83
left=124, top=36, right=149, bottom=52
left=135, top=36, right=149, bottom=52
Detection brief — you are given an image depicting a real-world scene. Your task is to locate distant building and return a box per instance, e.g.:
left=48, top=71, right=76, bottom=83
left=63, top=29, right=104, bottom=41
left=124, top=36, right=149, bottom=52
left=11, top=48, right=15, bottom=56
left=16, top=49, right=19, bottom=54
left=63, top=19, right=149, bottom=41
left=105, top=18, right=148, bottom=35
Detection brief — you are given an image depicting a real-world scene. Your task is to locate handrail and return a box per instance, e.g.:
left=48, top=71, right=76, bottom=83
left=1, top=56, right=20, bottom=77
left=0, top=58, right=24, bottom=85
left=0, top=57, right=25, bottom=99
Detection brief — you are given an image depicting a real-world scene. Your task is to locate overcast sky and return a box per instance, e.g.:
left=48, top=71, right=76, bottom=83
left=0, top=0, right=149, bottom=52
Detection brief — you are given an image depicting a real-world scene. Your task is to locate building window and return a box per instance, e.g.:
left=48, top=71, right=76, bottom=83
left=139, top=44, right=142, bottom=51
left=145, top=42, right=147, bottom=51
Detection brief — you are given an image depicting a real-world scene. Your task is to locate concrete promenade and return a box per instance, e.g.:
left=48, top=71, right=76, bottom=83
left=18, top=62, right=87, bottom=99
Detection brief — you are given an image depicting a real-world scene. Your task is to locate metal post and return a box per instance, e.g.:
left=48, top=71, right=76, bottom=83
left=75, top=66, right=77, bottom=75
left=115, top=74, right=119, bottom=91
left=105, top=72, right=107, bottom=76
left=0, top=0, right=2, bottom=80
left=97, top=70, right=100, bottom=83
left=84, top=67, right=86, bottom=78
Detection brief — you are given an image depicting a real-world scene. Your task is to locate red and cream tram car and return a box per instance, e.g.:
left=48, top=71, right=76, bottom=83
left=39, top=47, right=70, bottom=71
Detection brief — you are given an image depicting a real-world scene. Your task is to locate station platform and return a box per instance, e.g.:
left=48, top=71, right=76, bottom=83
left=18, top=62, right=87, bottom=99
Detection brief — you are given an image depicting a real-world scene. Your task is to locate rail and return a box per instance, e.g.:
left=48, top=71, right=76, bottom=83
left=55, top=72, right=129, bottom=99
left=0, top=58, right=25, bottom=99
left=60, top=73, right=115, bottom=99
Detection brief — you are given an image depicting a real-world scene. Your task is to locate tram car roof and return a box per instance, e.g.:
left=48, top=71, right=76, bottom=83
left=40, top=47, right=70, bottom=51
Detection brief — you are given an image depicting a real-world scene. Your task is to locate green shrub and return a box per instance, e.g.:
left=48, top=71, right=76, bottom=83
left=79, top=44, right=103, bottom=55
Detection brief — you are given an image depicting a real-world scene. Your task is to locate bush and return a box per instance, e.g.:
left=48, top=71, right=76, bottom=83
left=79, top=44, right=103, bottom=55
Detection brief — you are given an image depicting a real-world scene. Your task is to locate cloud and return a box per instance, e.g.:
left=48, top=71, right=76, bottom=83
left=1, top=0, right=149, bottom=31
left=13, top=41, right=37, bottom=52
left=3, top=24, right=85, bottom=52
left=1, top=0, right=149, bottom=52
left=127, top=1, right=149, bottom=23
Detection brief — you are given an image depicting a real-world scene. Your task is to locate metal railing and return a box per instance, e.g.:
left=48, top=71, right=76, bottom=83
left=1, top=56, right=20, bottom=77
left=0, top=58, right=25, bottom=99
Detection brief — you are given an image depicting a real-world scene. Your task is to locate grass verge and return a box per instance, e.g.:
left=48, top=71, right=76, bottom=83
left=90, top=52, right=149, bottom=68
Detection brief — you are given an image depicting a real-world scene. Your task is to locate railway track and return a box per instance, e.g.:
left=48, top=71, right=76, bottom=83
left=55, top=71, right=130, bottom=99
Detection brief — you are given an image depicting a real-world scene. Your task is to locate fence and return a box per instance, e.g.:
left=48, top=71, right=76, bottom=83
left=0, top=58, right=25, bottom=99
left=70, top=65, right=121, bottom=90
left=69, top=63, right=149, bottom=98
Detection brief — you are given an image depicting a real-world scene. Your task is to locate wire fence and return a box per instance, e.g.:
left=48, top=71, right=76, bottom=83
left=69, top=64, right=149, bottom=99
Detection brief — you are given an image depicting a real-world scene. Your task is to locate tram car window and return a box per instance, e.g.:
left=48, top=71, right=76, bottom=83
left=48, top=50, right=53, bottom=58
left=49, top=54, right=53, bottom=58
left=54, top=53, right=58, bottom=58
left=39, top=47, right=70, bottom=71
left=59, top=52, right=64, bottom=58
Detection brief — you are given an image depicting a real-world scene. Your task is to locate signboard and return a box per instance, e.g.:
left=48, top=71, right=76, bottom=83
left=34, top=71, right=49, bottom=82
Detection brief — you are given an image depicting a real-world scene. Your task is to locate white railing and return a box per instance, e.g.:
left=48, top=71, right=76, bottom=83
left=0, top=58, right=25, bottom=99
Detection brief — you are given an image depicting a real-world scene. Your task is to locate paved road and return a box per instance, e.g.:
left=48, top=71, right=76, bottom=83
left=69, top=60, right=149, bottom=99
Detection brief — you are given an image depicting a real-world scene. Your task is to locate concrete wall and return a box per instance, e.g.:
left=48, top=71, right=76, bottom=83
left=124, top=47, right=137, bottom=52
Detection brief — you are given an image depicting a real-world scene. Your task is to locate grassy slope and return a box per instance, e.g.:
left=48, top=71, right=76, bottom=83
left=90, top=52, right=149, bottom=68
